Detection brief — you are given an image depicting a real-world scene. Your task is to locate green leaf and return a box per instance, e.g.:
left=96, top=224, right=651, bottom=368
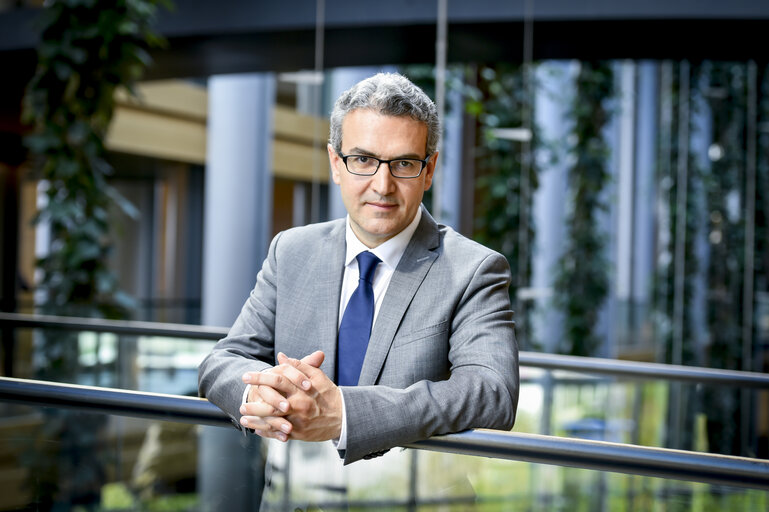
left=96, top=270, right=116, bottom=294
left=53, top=60, right=72, bottom=81
left=56, top=158, right=80, bottom=178
left=117, top=20, right=139, bottom=35
left=67, top=120, right=90, bottom=145
left=131, top=46, right=153, bottom=67
left=25, top=133, right=62, bottom=153
left=68, top=46, right=88, bottom=64
left=106, top=185, right=140, bottom=219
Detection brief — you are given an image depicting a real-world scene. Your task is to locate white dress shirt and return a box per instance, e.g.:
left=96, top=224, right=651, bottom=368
left=335, top=207, right=422, bottom=449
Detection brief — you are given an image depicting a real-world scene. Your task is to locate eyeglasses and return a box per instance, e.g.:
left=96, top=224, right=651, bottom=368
left=338, top=153, right=431, bottom=179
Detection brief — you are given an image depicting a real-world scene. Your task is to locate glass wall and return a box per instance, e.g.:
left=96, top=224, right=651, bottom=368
left=0, top=404, right=765, bottom=511
left=1, top=1, right=768, bottom=511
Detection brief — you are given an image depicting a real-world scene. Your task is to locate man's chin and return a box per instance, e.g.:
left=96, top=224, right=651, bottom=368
left=358, top=222, right=401, bottom=243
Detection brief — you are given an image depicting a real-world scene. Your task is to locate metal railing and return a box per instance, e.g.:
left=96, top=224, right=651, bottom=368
left=0, top=376, right=767, bottom=490
left=0, top=312, right=226, bottom=340
left=2, top=312, right=769, bottom=388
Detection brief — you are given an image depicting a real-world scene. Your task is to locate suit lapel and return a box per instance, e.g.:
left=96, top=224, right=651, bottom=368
left=357, top=208, right=440, bottom=385
left=313, top=221, right=346, bottom=379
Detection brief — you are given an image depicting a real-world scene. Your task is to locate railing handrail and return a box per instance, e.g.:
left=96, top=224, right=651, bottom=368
left=2, top=312, right=768, bottom=388
left=0, top=376, right=767, bottom=490
left=0, top=311, right=227, bottom=340
left=519, top=351, right=769, bottom=388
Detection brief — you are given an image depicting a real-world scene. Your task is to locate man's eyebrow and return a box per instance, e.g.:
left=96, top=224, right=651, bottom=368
left=346, top=147, right=377, bottom=156
left=346, top=147, right=424, bottom=159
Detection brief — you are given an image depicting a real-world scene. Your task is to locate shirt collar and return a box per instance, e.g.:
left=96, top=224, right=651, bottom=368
left=344, top=206, right=423, bottom=270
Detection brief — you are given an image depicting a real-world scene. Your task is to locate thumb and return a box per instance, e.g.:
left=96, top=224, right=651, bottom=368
left=301, top=350, right=325, bottom=368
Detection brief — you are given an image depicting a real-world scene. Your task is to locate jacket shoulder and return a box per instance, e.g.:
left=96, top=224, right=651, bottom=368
left=437, top=223, right=507, bottom=265
left=273, top=218, right=345, bottom=250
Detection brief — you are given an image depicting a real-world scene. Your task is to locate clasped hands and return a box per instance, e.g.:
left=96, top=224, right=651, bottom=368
left=239, top=350, right=343, bottom=443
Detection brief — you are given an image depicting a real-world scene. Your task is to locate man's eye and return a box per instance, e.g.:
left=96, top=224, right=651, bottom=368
left=352, top=156, right=370, bottom=164
left=395, top=160, right=414, bottom=168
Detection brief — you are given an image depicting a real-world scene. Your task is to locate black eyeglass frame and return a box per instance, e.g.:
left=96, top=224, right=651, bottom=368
left=337, top=152, right=433, bottom=179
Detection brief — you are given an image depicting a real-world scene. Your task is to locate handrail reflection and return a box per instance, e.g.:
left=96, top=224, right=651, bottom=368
left=0, top=376, right=767, bottom=490
left=2, top=312, right=769, bottom=388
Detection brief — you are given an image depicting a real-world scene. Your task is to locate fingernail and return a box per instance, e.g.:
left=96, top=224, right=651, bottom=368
left=239, top=405, right=246, bottom=414
left=242, top=374, right=251, bottom=383
left=281, top=424, right=291, bottom=433
left=240, top=417, right=248, bottom=426
left=302, top=380, right=311, bottom=389
left=279, top=401, right=289, bottom=412
left=278, top=433, right=287, bottom=442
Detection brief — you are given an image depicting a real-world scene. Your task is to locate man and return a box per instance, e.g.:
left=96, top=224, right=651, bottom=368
left=198, top=72, right=519, bottom=466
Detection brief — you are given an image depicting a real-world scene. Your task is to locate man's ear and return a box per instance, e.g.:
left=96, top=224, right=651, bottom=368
left=328, top=144, right=342, bottom=185
left=423, top=151, right=439, bottom=191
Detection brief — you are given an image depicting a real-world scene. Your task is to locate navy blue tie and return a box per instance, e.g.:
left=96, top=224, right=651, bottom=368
left=337, top=251, right=381, bottom=386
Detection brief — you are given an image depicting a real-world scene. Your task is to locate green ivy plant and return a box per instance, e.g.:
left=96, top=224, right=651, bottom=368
left=468, top=63, right=540, bottom=350
left=757, top=64, right=769, bottom=358
left=403, top=63, right=540, bottom=349
left=21, top=0, right=167, bottom=507
left=24, top=0, right=168, bottom=326
left=701, top=61, right=769, bottom=457
left=553, top=61, right=614, bottom=357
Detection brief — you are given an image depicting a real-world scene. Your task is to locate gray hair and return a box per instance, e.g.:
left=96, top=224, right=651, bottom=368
left=329, top=72, right=440, bottom=156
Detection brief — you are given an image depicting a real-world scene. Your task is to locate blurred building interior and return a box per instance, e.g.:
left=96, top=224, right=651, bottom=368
left=0, top=0, right=768, bottom=510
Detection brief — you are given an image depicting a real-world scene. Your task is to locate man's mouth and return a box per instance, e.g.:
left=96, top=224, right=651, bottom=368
left=366, top=201, right=397, bottom=209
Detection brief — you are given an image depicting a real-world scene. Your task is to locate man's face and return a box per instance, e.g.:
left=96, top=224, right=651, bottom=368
left=329, top=109, right=437, bottom=248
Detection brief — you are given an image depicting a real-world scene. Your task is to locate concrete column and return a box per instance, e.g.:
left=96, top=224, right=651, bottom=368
left=531, top=61, right=576, bottom=355
left=199, top=72, right=276, bottom=511
left=202, top=73, right=275, bottom=327
left=436, top=68, right=464, bottom=230
left=633, top=61, right=660, bottom=351
left=325, top=66, right=388, bottom=221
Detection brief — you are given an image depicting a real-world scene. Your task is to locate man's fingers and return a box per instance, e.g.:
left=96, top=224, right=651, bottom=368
left=276, top=351, right=324, bottom=369
left=285, top=356, right=325, bottom=380
left=243, top=371, right=296, bottom=395
left=240, top=399, right=281, bottom=417
left=254, top=382, right=291, bottom=413
left=271, top=357, right=312, bottom=390
left=240, top=415, right=292, bottom=442
left=300, top=350, right=325, bottom=368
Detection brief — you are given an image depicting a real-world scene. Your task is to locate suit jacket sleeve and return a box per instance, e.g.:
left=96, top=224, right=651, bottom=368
left=340, top=250, right=519, bottom=464
left=197, top=231, right=282, bottom=426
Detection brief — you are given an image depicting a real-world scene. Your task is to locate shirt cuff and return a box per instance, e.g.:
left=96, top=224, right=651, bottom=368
left=333, top=387, right=348, bottom=451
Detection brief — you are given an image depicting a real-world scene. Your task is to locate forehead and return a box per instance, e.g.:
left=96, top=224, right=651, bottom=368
left=341, top=109, right=428, bottom=155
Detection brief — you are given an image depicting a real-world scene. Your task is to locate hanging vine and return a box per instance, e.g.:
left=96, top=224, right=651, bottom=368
left=21, top=0, right=167, bottom=507
left=552, top=61, right=613, bottom=357
left=403, top=63, right=540, bottom=349
left=24, top=0, right=167, bottom=326
left=757, top=65, right=769, bottom=357
left=701, top=61, right=767, bottom=457
left=469, top=63, right=539, bottom=349
left=703, top=61, right=747, bottom=372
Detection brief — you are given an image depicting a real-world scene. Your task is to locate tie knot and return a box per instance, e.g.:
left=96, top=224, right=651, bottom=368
left=356, top=251, right=381, bottom=284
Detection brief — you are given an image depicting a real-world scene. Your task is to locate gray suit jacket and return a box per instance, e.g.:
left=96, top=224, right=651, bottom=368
left=198, top=207, right=519, bottom=464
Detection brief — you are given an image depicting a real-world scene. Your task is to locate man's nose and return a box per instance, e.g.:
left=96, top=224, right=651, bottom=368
left=371, top=163, right=396, bottom=194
